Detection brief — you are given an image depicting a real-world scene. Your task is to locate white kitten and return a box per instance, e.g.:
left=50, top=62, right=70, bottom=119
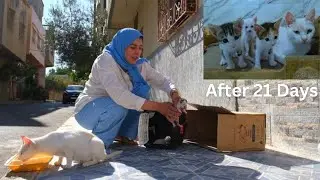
left=208, top=19, right=247, bottom=69
left=273, top=8, right=316, bottom=64
left=241, top=17, right=258, bottom=57
left=176, top=98, right=187, bottom=114
left=254, top=18, right=282, bottom=69
left=16, top=130, right=121, bottom=169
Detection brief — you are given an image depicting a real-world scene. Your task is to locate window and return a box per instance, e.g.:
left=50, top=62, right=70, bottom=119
left=15, top=0, right=19, bottom=8
left=96, top=0, right=101, bottom=9
left=41, top=39, right=45, bottom=53
left=157, top=0, right=197, bottom=42
left=39, top=6, right=43, bottom=21
left=32, top=28, right=37, bottom=44
left=7, top=9, right=15, bottom=30
left=19, top=11, right=26, bottom=40
left=103, top=0, right=106, bottom=9
left=66, top=85, right=84, bottom=91
left=37, top=35, right=41, bottom=49
left=134, top=13, right=138, bottom=29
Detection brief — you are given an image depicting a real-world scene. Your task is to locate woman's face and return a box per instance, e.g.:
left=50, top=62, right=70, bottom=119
left=125, top=38, right=143, bottom=64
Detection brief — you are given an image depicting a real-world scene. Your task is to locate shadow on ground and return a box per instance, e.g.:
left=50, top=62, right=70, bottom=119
left=5, top=163, right=116, bottom=180
left=228, top=148, right=320, bottom=171
left=0, top=102, right=73, bottom=126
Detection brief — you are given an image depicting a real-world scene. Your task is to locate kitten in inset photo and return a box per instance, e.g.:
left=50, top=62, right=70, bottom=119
left=241, top=16, right=258, bottom=58
left=273, top=8, right=316, bottom=64
left=254, top=18, right=282, bottom=69
left=208, top=19, right=247, bottom=70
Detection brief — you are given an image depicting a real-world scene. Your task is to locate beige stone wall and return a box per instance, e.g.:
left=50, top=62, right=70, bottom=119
left=237, top=79, right=320, bottom=158
left=2, top=0, right=31, bottom=62
left=137, top=0, right=160, bottom=58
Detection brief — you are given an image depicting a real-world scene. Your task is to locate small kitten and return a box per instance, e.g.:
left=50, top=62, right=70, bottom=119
left=208, top=19, right=247, bottom=69
left=241, top=16, right=258, bottom=57
left=17, top=130, right=121, bottom=169
left=254, top=18, right=282, bottom=69
left=176, top=98, right=187, bottom=114
left=273, top=8, right=316, bottom=64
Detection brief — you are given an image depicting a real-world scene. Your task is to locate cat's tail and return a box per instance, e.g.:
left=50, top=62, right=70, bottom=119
left=104, top=150, right=123, bottom=161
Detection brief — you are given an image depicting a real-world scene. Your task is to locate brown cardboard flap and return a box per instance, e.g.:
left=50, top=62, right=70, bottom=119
left=188, top=103, right=234, bottom=114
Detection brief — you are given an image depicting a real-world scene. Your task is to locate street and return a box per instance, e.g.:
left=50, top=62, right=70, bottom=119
left=0, top=102, right=75, bottom=178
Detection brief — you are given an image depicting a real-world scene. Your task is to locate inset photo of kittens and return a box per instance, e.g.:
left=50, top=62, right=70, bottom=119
left=203, top=0, right=320, bottom=79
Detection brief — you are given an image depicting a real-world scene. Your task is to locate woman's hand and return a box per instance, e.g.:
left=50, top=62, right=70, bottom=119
left=141, top=100, right=181, bottom=126
left=158, top=102, right=181, bottom=125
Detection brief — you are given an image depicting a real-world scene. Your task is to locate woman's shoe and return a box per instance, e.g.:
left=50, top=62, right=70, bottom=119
left=115, top=136, right=138, bottom=145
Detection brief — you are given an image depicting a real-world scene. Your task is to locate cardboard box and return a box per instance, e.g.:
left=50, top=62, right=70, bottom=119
left=184, top=103, right=266, bottom=152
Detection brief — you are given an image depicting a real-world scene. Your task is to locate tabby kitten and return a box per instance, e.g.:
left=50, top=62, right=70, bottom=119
left=254, top=18, right=282, bottom=69
left=208, top=19, right=247, bottom=69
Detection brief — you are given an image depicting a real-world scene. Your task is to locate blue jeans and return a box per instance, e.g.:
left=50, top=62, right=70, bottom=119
left=74, top=97, right=141, bottom=148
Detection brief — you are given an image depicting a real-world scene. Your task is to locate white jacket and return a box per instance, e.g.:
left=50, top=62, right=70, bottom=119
left=74, top=52, right=176, bottom=113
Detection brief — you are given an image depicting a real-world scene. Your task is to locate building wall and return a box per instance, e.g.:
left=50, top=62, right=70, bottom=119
left=28, top=6, right=45, bottom=67
left=0, top=0, right=4, bottom=44
left=2, top=0, right=31, bottom=63
left=134, top=0, right=320, bottom=159
left=136, top=0, right=160, bottom=57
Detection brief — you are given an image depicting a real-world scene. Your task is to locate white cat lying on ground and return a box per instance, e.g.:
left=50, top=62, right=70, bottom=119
left=17, top=130, right=121, bottom=169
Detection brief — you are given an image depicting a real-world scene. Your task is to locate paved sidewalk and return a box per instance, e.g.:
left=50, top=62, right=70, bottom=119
left=4, top=116, right=320, bottom=180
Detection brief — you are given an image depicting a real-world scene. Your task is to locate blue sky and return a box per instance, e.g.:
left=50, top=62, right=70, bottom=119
left=43, top=0, right=61, bottom=24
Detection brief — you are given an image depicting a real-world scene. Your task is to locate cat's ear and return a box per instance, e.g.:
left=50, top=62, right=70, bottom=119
left=253, top=16, right=257, bottom=24
left=274, top=18, right=282, bottom=30
left=316, top=16, right=320, bottom=24
left=305, top=8, right=315, bottom=23
left=254, top=25, right=264, bottom=34
left=21, top=136, right=34, bottom=146
left=285, top=11, right=295, bottom=26
left=234, top=18, right=243, bottom=33
left=207, top=24, right=221, bottom=36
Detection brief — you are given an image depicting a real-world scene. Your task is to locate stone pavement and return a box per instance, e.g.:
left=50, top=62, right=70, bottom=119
left=4, top=117, right=320, bottom=180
